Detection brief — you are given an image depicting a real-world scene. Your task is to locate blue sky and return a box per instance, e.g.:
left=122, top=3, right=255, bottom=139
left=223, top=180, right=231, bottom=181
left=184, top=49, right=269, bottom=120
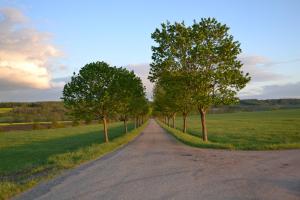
left=0, top=0, right=299, bottom=101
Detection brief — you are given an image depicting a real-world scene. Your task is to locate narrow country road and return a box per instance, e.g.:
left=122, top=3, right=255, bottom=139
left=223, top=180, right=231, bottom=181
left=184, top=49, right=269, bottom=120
left=16, top=119, right=300, bottom=200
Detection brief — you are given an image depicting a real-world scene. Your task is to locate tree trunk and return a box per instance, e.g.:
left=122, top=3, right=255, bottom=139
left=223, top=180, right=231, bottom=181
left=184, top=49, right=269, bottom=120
left=183, top=114, right=187, bottom=133
left=200, top=108, right=208, bottom=141
left=134, top=117, right=137, bottom=129
left=103, top=117, right=109, bottom=142
left=124, top=120, right=128, bottom=133
left=172, top=114, right=175, bottom=128
left=167, top=117, right=170, bottom=127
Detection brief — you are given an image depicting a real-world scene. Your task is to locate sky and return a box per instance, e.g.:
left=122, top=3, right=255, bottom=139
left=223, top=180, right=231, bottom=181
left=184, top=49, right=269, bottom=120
left=0, top=0, right=299, bottom=101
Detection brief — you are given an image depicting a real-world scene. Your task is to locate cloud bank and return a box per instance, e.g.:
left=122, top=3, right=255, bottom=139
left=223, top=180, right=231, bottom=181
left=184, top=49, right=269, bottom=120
left=239, top=55, right=286, bottom=82
left=0, top=7, right=62, bottom=92
left=240, top=82, right=300, bottom=99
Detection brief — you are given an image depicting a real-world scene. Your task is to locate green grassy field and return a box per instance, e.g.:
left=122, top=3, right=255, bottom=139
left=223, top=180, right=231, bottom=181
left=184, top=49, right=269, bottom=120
left=0, top=121, right=147, bottom=200
left=160, top=109, right=300, bottom=150
left=0, top=122, right=51, bottom=126
left=0, top=121, right=72, bottom=126
left=0, top=108, right=12, bottom=114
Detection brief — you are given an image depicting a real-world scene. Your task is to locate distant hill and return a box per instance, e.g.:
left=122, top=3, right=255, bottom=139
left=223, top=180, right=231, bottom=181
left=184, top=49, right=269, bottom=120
left=240, top=99, right=300, bottom=106
left=210, top=99, right=300, bottom=113
left=1, top=99, right=300, bottom=118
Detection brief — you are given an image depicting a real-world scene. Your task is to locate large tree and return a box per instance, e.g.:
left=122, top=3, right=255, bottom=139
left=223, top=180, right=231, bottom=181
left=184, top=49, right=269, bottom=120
left=190, top=18, right=250, bottom=141
left=149, top=18, right=250, bottom=141
left=62, top=61, right=119, bottom=143
left=114, top=68, right=146, bottom=133
left=150, top=21, right=195, bottom=132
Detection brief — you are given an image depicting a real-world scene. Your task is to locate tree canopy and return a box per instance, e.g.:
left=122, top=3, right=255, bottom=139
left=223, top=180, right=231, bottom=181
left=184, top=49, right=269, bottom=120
left=149, top=18, right=250, bottom=141
left=62, top=61, right=148, bottom=142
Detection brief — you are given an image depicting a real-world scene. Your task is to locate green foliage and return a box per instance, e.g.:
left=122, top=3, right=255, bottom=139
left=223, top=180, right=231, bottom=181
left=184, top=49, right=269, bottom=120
left=149, top=18, right=250, bottom=140
left=163, top=109, right=300, bottom=150
left=153, top=73, right=194, bottom=118
left=62, top=61, right=149, bottom=139
left=112, top=67, right=148, bottom=124
left=62, top=61, right=118, bottom=120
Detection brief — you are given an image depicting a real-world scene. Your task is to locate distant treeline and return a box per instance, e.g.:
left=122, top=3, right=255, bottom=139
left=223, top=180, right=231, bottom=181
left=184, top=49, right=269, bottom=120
left=210, top=99, right=300, bottom=114
left=0, top=101, right=64, bottom=108
left=0, top=101, right=69, bottom=123
left=0, top=99, right=300, bottom=124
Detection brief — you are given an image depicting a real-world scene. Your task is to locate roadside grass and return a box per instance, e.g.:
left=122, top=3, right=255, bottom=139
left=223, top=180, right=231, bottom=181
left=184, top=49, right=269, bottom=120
left=0, top=121, right=148, bottom=200
left=158, top=121, right=234, bottom=149
left=159, top=109, right=300, bottom=150
left=0, top=108, right=12, bottom=114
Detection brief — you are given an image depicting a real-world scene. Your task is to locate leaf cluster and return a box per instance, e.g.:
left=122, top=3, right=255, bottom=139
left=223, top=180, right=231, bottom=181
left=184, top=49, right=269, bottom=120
left=150, top=18, right=251, bottom=115
left=62, top=61, right=148, bottom=121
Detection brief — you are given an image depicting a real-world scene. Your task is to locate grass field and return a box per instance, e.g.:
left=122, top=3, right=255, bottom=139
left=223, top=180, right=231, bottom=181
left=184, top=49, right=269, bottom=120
left=0, top=121, right=147, bottom=199
left=0, top=121, right=72, bottom=126
left=0, top=108, right=12, bottom=114
left=0, top=122, right=52, bottom=126
left=159, top=109, right=300, bottom=150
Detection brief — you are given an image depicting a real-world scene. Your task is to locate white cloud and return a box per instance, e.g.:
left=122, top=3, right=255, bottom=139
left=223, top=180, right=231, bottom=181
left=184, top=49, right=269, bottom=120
left=0, top=7, right=62, bottom=90
left=238, top=55, right=300, bottom=99
left=240, top=82, right=300, bottom=99
left=239, top=55, right=286, bottom=82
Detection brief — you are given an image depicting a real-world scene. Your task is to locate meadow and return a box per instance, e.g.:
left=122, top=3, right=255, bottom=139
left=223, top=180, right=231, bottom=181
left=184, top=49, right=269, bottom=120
left=0, top=121, right=147, bottom=199
left=160, top=109, right=300, bottom=150
left=0, top=108, right=12, bottom=114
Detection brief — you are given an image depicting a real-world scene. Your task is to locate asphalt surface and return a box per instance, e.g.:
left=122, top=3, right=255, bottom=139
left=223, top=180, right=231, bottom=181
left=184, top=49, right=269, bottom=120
left=16, top=119, right=300, bottom=200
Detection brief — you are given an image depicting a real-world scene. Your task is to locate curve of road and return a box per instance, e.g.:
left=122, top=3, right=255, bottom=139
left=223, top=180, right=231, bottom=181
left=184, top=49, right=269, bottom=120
left=16, top=119, right=300, bottom=200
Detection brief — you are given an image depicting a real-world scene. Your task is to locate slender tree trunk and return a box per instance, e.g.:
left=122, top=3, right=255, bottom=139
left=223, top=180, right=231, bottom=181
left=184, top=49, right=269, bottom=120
left=200, top=108, right=208, bottom=141
left=134, top=117, right=137, bottom=129
left=103, top=117, right=109, bottom=142
left=124, top=119, right=128, bottom=133
left=167, top=117, right=170, bottom=127
left=183, top=113, right=187, bottom=133
left=172, top=114, right=175, bottom=128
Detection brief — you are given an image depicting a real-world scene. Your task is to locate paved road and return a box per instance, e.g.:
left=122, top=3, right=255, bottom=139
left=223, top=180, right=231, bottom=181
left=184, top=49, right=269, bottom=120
left=17, top=119, right=300, bottom=200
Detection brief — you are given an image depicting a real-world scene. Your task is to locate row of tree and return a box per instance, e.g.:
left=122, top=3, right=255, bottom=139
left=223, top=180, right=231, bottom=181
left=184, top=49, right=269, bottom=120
left=62, top=61, right=149, bottom=142
left=149, top=18, right=250, bottom=141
